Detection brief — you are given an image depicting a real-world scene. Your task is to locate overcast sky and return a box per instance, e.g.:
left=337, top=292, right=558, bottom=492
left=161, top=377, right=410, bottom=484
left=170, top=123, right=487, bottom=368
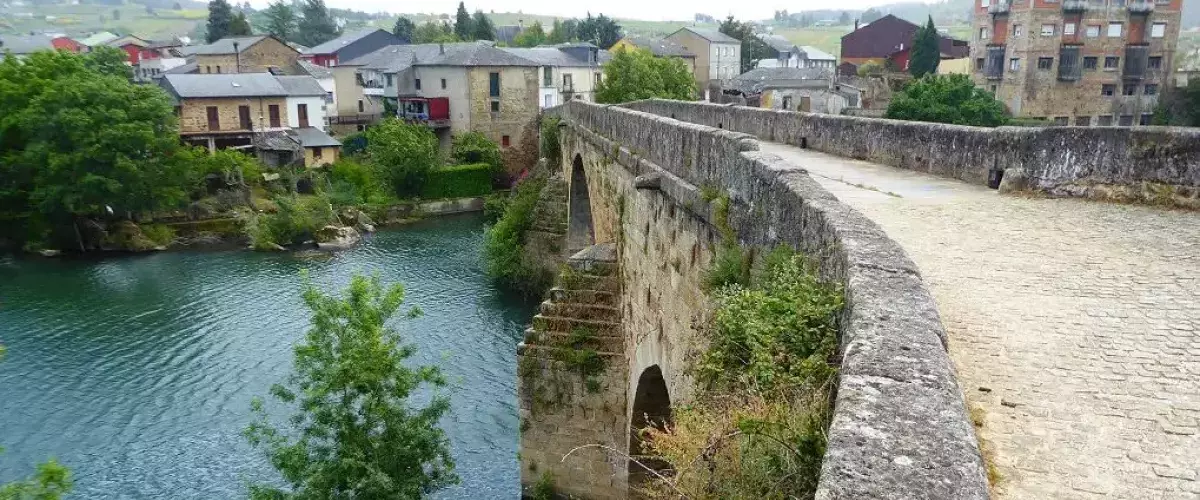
left=303, top=0, right=920, bottom=22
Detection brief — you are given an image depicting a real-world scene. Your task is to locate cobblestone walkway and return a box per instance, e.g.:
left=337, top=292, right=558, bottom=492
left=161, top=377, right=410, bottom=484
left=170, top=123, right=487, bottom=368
left=759, top=142, right=1200, bottom=500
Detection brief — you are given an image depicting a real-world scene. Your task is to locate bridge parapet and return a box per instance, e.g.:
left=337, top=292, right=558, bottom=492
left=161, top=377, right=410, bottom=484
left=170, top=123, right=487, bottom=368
left=548, top=101, right=990, bottom=499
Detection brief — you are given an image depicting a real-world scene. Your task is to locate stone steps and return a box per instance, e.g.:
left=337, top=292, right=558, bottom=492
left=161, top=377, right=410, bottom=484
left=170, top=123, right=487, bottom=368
left=531, top=315, right=621, bottom=335
left=539, top=301, right=620, bottom=322
left=517, top=344, right=625, bottom=360
left=558, top=273, right=620, bottom=292
left=523, top=328, right=625, bottom=352
left=548, top=288, right=618, bottom=307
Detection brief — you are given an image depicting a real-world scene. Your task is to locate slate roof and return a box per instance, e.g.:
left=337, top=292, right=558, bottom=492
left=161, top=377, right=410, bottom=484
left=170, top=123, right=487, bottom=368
left=674, top=27, right=739, bottom=44
left=494, top=25, right=522, bottom=44
left=798, top=45, right=836, bottom=61
left=293, top=127, right=341, bottom=148
left=500, top=47, right=611, bottom=67
left=759, top=34, right=796, bottom=53
left=0, top=35, right=55, bottom=54
left=341, top=42, right=478, bottom=73
left=730, top=67, right=829, bottom=94
left=305, top=28, right=385, bottom=55
left=162, top=61, right=199, bottom=75
left=275, top=75, right=327, bottom=96
left=179, top=36, right=268, bottom=55
left=78, top=31, right=118, bottom=46
left=840, top=14, right=967, bottom=60
left=617, top=36, right=694, bottom=57
left=419, top=42, right=538, bottom=67
left=298, top=59, right=333, bottom=79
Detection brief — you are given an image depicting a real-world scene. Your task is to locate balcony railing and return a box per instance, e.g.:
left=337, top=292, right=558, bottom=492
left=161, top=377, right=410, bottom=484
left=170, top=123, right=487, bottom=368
left=1058, top=46, right=1082, bottom=81
left=327, top=113, right=381, bottom=125
left=985, top=45, right=1006, bottom=80
left=988, top=0, right=1011, bottom=14
left=1062, top=0, right=1088, bottom=12
left=1124, top=45, right=1148, bottom=79
left=1128, top=1, right=1154, bottom=13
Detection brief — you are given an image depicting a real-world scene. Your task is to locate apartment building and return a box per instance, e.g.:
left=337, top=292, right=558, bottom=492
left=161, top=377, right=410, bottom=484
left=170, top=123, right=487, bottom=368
left=666, top=27, right=742, bottom=98
left=972, top=0, right=1182, bottom=126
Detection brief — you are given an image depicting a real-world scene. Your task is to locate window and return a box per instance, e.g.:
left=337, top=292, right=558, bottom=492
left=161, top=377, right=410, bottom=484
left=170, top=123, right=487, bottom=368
left=489, top=72, right=500, bottom=97
left=1139, top=113, right=1153, bottom=126
left=1041, top=24, right=1056, bottom=36
left=313, top=147, right=322, bottom=159
left=358, top=99, right=364, bottom=113
left=1148, top=56, right=1162, bottom=69
left=544, top=94, right=553, bottom=107
left=1013, top=24, right=1023, bottom=37
left=490, top=100, right=500, bottom=113
left=979, top=27, right=989, bottom=40
left=1053, top=117, right=1069, bottom=126
left=1104, top=56, right=1119, bottom=70
left=215, top=66, right=221, bottom=74
left=238, top=105, right=251, bottom=129
left=1123, top=84, right=1137, bottom=96
left=543, top=66, right=552, bottom=86
left=976, top=58, right=986, bottom=71
left=206, top=106, right=220, bottom=130
left=1075, top=116, right=1091, bottom=126
left=441, top=78, right=447, bottom=89
left=563, top=73, right=573, bottom=89
left=989, top=84, right=998, bottom=93
left=1101, top=84, right=1116, bottom=96
left=1083, top=56, right=1098, bottom=70
left=1038, top=57, right=1054, bottom=70
left=297, top=103, right=309, bottom=128
left=1086, top=25, right=1100, bottom=37
left=1064, top=23, right=1076, bottom=36
left=1151, top=23, right=1166, bottom=38
left=1097, top=115, right=1113, bottom=126
left=1009, top=58, right=1021, bottom=71
left=268, top=104, right=281, bottom=128
left=501, top=135, right=511, bottom=147
left=1144, top=84, right=1158, bottom=95
left=1107, top=22, right=1122, bottom=38
left=1118, top=115, right=1134, bottom=126
left=386, top=74, right=393, bottom=86
left=415, top=78, right=421, bottom=90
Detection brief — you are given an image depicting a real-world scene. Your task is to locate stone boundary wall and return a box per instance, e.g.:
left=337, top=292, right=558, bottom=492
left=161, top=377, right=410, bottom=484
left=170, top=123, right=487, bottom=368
left=623, top=99, right=1200, bottom=194
left=555, top=101, right=989, bottom=499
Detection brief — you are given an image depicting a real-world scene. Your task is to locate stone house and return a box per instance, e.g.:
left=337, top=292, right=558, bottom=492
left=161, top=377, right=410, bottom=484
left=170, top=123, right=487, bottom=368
left=610, top=36, right=697, bottom=75
left=728, top=67, right=856, bottom=114
left=179, top=35, right=301, bottom=75
left=301, top=28, right=402, bottom=68
left=665, top=27, right=742, bottom=99
left=159, top=73, right=339, bottom=168
left=501, top=43, right=609, bottom=108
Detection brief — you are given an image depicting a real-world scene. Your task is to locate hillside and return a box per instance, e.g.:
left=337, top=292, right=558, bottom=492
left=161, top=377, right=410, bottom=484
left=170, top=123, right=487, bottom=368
left=0, top=2, right=206, bottom=38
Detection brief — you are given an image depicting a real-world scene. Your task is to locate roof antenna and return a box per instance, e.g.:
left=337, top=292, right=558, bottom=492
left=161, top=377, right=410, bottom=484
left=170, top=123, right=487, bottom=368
left=233, top=41, right=240, bottom=73
left=439, top=42, right=445, bottom=55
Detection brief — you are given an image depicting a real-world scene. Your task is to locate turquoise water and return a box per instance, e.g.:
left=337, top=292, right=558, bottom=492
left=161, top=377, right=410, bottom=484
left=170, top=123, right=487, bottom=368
left=0, top=214, right=532, bottom=498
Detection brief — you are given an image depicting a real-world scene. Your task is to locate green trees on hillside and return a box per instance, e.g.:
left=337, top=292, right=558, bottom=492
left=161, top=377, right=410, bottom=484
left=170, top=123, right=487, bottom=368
left=0, top=48, right=196, bottom=248
left=262, top=1, right=296, bottom=40
left=392, top=16, right=416, bottom=43
left=886, top=74, right=1009, bottom=127
left=575, top=13, right=621, bottom=49
left=205, top=0, right=235, bottom=42
left=471, top=10, right=495, bottom=41
left=908, top=15, right=940, bottom=78
left=596, top=47, right=695, bottom=104
left=453, top=2, right=472, bottom=40
left=245, top=274, right=457, bottom=499
left=295, top=0, right=340, bottom=47
left=512, top=20, right=547, bottom=47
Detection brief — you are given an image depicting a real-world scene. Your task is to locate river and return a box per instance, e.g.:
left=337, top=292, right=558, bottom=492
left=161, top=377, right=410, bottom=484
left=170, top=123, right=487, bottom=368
left=0, top=214, right=532, bottom=499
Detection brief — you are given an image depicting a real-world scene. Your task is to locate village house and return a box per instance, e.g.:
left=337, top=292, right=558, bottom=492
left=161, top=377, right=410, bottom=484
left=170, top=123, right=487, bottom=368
left=178, top=35, right=301, bottom=75
left=159, top=73, right=339, bottom=168
left=839, top=15, right=969, bottom=73
left=301, top=28, right=403, bottom=67
left=665, top=27, right=742, bottom=100
left=728, top=67, right=859, bottom=114
left=756, top=35, right=837, bottom=71
left=609, top=36, right=697, bottom=74
left=502, top=43, right=609, bottom=108
left=0, top=34, right=85, bottom=59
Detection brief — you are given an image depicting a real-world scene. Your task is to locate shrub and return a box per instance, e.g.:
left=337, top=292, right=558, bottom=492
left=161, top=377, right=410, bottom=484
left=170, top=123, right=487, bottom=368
left=450, top=132, right=503, bottom=174
left=327, top=158, right=391, bottom=206
left=140, top=224, right=176, bottom=247
left=484, top=176, right=552, bottom=298
left=192, top=147, right=264, bottom=188
left=366, top=118, right=440, bottom=197
left=246, top=195, right=336, bottom=249
left=341, top=132, right=368, bottom=157
left=421, top=163, right=494, bottom=200
left=886, top=74, right=1009, bottom=127
left=482, top=193, right=509, bottom=223
left=540, top=116, right=562, bottom=167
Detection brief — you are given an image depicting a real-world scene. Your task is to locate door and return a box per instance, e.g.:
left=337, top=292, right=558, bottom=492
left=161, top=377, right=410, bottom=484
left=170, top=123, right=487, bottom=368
left=268, top=105, right=281, bottom=128
left=238, top=105, right=252, bottom=130
left=206, top=106, right=219, bottom=131
left=297, top=103, right=309, bottom=128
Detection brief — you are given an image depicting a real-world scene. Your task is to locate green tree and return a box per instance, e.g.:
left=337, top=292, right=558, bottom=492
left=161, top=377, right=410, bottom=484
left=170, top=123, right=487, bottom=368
left=547, top=18, right=578, bottom=44
left=245, top=274, right=457, bottom=499
left=392, top=16, right=416, bottom=43
left=453, top=2, right=472, bottom=41
left=205, top=0, right=234, bottom=42
left=471, top=10, right=494, bottom=41
left=450, top=132, right=502, bottom=173
left=0, top=347, right=73, bottom=500
left=861, top=8, right=883, bottom=23
left=229, top=11, right=253, bottom=36
left=595, top=47, right=695, bottom=103
left=718, top=16, right=768, bottom=73
left=365, top=118, right=440, bottom=197
left=0, top=48, right=196, bottom=247
left=512, top=20, right=546, bottom=47
left=576, top=13, right=621, bottom=49
left=262, top=1, right=296, bottom=41
left=412, top=21, right=457, bottom=44
left=1153, top=79, right=1200, bottom=126
left=886, top=74, right=1009, bottom=127
left=909, top=16, right=940, bottom=78
left=295, top=0, right=339, bottom=47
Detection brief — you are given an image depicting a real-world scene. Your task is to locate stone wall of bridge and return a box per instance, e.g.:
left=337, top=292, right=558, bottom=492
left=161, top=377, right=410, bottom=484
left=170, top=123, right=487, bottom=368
left=518, top=101, right=989, bottom=498
left=623, top=99, right=1200, bottom=204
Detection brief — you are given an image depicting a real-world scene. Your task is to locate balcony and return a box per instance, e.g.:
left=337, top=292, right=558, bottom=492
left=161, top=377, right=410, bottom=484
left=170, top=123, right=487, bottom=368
left=1127, top=1, right=1154, bottom=14
left=985, top=46, right=1006, bottom=80
left=988, top=0, right=1011, bottom=15
left=1124, top=45, right=1148, bottom=80
left=1062, top=0, right=1088, bottom=12
left=1058, top=46, right=1082, bottom=81
left=397, top=97, right=451, bottom=129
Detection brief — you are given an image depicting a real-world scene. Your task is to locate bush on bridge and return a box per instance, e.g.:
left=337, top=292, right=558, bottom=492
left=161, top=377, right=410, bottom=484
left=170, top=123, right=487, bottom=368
left=484, top=175, right=552, bottom=298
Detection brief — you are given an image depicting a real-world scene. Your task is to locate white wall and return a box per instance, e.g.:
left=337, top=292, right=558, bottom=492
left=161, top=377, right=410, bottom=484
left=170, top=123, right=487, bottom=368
left=709, top=42, right=740, bottom=80
left=408, top=66, right=470, bottom=133
left=286, top=96, right=328, bottom=131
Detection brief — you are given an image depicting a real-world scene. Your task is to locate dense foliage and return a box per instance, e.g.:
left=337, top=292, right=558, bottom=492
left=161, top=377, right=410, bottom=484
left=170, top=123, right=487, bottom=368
left=453, top=2, right=473, bottom=41
left=392, top=17, right=416, bottom=43
left=245, top=274, right=457, bottom=499
left=326, top=158, right=390, bottom=207
left=719, top=16, right=771, bottom=73
left=450, top=131, right=503, bottom=174
left=0, top=48, right=196, bottom=247
left=294, top=0, right=340, bottom=47
left=575, top=13, right=622, bottom=49
left=262, top=1, right=297, bottom=41
left=245, top=194, right=336, bottom=250
left=886, top=74, right=1009, bottom=127
left=422, top=164, right=494, bottom=200
left=484, top=176, right=551, bottom=298
left=909, top=16, right=941, bottom=78
left=641, top=247, right=843, bottom=499
left=205, top=0, right=235, bottom=42
left=1153, top=79, right=1200, bottom=126
left=365, top=119, right=440, bottom=197
left=0, top=348, right=73, bottom=500
left=596, top=48, right=695, bottom=104
left=511, top=21, right=547, bottom=47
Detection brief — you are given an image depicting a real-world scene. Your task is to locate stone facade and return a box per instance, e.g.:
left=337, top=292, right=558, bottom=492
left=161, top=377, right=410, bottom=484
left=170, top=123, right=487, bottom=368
left=177, top=96, right=289, bottom=134
left=195, top=36, right=300, bottom=74
left=624, top=99, right=1200, bottom=207
left=970, top=0, right=1183, bottom=124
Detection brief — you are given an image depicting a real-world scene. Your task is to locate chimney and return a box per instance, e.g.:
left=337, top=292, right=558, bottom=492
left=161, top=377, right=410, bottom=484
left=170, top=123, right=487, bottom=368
left=439, top=42, right=445, bottom=54
left=854, top=19, right=860, bottom=30
left=232, top=41, right=240, bottom=73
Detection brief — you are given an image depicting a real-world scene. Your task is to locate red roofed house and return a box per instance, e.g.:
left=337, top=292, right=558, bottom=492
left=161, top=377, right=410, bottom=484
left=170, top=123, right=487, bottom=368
left=840, top=15, right=968, bottom=72
left=51, top=37, right=85, bottom=52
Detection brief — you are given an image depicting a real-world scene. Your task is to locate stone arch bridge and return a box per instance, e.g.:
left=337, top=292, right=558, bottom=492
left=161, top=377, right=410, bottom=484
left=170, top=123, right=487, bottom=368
left=516, top=100, right=1199, bottom=499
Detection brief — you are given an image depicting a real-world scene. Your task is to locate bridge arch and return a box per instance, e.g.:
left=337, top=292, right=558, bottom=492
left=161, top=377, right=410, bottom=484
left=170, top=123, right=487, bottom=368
left=567, top=153, right=596, bottom=254
left=627, top=365, right=672, bottom=493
